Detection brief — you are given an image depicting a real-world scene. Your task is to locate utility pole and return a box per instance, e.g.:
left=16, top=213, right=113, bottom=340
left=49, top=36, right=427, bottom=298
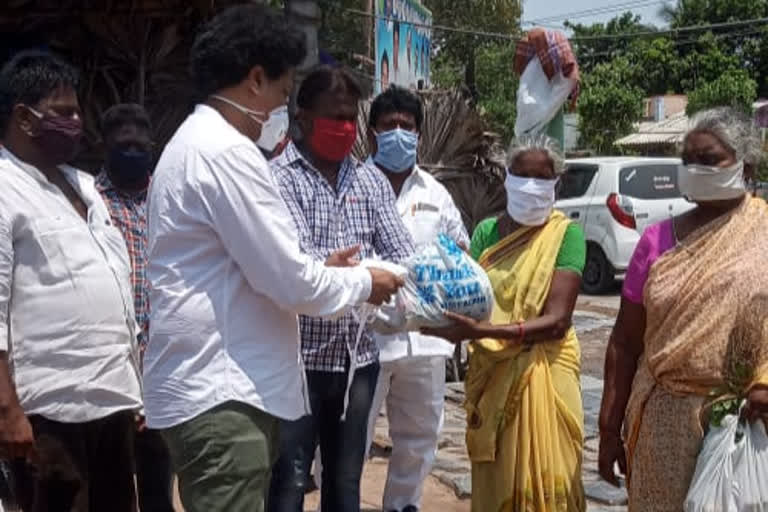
left=364, top=0, right=373, bottom=61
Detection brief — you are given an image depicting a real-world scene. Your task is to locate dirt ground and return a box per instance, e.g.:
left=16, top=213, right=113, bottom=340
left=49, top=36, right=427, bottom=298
left=171, top=456, right=470, bottom=512
left=304, top=457, right=470, bottom=512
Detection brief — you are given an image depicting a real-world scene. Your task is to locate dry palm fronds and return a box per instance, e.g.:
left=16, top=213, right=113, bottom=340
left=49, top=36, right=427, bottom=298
left=0, top=0, right=243, bottom=171
left=354, top=88, right=506, bottom=232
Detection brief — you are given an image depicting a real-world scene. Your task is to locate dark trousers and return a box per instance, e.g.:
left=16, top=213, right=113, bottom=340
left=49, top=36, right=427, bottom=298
left=134, top=429, right=174, bottom=512
left=11, top=410, right=136, bottom=512
left=268, top=362, right=380, bottom=512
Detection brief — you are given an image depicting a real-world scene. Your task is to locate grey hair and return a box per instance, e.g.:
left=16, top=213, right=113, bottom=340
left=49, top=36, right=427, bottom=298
left=506, top=134, right=566, bottom=175
left=685, top=107, right=763, bottom=166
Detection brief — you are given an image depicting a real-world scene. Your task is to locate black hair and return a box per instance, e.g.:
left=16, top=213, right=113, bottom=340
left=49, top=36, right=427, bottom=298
left=381, top=51, right=389, bottom=69
left=101, top=103, right=152, bottom=140
left=190, top=4, right=306, bottom=97
left=369, top=85, right=424, bottom=131
left=296, top=65, right=362, bottom=111
left=0, top=50, right=78, bottom=134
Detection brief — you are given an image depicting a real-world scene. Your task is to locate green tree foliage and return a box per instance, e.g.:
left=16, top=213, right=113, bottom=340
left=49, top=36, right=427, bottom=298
left=686, top=69, right=758, bottom=115
left=317, top=0, right=369, bottom=68
left=424, top=0, right=521, bottom=94
left=659, top=0, right=767, bottom=28
left=565, top=12, right=655, bottom=74
left=474, top=43, right=518, bottom=140
left=577, top=57, right=644, bottom=154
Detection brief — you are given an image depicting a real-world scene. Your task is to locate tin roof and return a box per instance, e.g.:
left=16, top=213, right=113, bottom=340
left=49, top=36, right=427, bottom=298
left=615, top=112, right=688, bottom=147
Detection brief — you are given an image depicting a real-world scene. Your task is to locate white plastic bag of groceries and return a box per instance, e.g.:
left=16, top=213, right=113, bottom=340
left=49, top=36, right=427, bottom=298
left=371, top=234, right=494, bottom=333
left=685, top=413, right=740, bottom=512
left=732, top=418, right=768, bottom=511
left=684, top=408, right=768, bottom=512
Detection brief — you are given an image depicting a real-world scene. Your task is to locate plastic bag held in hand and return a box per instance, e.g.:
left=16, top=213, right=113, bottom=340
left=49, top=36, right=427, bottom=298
left=515, top=57, right=578, bottom=137
left=684, top=407, right=768, bottom=512
left=371, top=234, right=494, bottom=333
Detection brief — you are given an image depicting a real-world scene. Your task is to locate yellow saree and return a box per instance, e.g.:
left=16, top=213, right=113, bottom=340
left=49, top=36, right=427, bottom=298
left=624, top=197, right=768, bottom=511
left=466, top=211, right=585, bottom=512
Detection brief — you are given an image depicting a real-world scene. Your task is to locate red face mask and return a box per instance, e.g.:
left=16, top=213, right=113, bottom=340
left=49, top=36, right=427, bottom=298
left=308, top=118, right=357, bottom=162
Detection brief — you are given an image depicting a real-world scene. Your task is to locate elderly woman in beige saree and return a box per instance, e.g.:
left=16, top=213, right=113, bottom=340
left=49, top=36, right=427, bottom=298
left=597, top=107, right=768, bottom=511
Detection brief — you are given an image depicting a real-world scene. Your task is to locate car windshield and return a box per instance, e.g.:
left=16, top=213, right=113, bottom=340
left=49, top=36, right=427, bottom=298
left=619, top=164, right=681, bottom=199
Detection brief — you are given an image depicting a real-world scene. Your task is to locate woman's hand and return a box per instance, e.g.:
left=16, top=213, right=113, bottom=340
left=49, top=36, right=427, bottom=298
left=744, top=384, right=768, bottom=422
left=598, top=430, right=627, bottom=487
left=421, top=312, right=491, bottom=343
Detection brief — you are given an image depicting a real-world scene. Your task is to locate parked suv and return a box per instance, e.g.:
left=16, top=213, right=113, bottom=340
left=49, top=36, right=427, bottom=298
left=555, top=157, right=694, bottom=294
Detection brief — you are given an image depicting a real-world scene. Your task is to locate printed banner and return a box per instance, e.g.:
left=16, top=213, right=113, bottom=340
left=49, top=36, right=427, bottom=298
left=374, top=0, right=433, bottom=94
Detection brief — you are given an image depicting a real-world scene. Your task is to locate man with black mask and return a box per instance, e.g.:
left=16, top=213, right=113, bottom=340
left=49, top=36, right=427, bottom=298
left=0, top=52, right=142, bottom=511
left=96, top=104, right=174, bottom=512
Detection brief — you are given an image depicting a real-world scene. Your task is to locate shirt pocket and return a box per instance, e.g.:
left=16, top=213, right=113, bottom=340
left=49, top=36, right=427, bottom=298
left=408, top=208, right=442, bottom=250
left=31, top=217, right=88, bottom=285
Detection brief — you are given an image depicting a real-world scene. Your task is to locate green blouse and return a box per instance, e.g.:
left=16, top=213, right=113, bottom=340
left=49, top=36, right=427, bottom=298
left=470, top=218, right=587, bottom=275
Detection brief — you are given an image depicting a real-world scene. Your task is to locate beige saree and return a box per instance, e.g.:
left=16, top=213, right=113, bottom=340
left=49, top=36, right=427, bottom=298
left=624, top=197, right=768, bottom=511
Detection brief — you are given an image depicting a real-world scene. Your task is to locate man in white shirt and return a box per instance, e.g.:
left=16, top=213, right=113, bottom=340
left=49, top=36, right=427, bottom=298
left=144, top=6, right=404, bottom=512
left=366, top=86, right=469, bottom=512
left=0, top=52, right=143, bottom=512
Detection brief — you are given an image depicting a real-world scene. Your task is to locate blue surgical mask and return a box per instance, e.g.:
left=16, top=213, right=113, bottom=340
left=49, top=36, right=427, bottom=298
left=373, top=128, right=418, bottom=174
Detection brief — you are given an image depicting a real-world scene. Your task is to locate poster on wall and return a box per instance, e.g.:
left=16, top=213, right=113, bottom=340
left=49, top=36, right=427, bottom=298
left=374, top=0, right=432, bottom=94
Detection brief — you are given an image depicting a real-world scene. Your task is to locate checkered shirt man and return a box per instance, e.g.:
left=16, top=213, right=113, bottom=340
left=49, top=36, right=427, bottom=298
left=271, top=142, right=414, bottom=372
left=96, top=171, right=149, bottom=350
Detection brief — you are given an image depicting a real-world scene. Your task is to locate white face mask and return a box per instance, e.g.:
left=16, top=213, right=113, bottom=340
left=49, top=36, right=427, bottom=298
left=678, top=161, right=746, bottom=202
left=504, top=172, right=557, bottom=226
left=211, top=95, right=289, bottom=152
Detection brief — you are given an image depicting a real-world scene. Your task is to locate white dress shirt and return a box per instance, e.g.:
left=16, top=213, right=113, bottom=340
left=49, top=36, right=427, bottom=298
left=372, top=163, right=470, bottom=362
left=144, top=104, right=373, bottom=428
left=0, top=148, right=142, bottom=423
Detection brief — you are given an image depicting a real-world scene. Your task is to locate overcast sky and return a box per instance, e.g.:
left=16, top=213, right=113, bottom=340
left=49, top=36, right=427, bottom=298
left=521, top=0, right=667, bottom=30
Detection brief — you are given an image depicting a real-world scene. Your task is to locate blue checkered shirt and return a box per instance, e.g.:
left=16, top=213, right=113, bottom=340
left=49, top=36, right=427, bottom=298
left=271, top=142, right=414, bottom=372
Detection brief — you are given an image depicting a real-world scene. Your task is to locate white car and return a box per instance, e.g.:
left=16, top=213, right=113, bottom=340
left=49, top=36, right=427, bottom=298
left=555, top=157, right=694, bottom=294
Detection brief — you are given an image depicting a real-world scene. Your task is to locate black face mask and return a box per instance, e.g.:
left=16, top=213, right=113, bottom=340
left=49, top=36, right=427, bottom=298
left=107, top=147, right=152, bottom=189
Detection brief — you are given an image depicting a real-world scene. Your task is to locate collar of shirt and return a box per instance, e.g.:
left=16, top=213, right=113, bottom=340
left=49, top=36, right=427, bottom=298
left=95, top=170, right=148, bottom=202
left=279, top=142, right=361, bottom=197
left=1, top=147, right=102, bottom=211
left=364, top=156, right=427, bottom=211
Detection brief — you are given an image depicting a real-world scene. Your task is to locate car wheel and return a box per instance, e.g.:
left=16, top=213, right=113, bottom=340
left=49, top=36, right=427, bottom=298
left=582, top=244, right=615, bottom=294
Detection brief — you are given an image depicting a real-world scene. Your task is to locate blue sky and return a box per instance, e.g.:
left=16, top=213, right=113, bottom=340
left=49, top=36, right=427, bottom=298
left=521, top=0, right=667, bottom=30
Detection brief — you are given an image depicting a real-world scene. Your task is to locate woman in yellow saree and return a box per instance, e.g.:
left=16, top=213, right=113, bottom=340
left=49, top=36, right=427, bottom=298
left=425, top=134, right=586, bottom=512
left=598, top=107, right=768, bottom=511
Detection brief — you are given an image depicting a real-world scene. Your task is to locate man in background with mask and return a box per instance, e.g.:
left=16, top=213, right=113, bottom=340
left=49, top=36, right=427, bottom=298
left=365, top=85, right=468, bottom=512
left=0, top=51, right=142, bottom=511
left=144, top=7, right=404, bottom=512
left=268, top=66, right=415, bottom=512
left=95, top=103, right=175, bottom=512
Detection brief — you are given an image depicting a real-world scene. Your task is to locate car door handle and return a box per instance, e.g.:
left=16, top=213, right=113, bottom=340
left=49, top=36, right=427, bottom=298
left=570, top=212, right=580, bottom=219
